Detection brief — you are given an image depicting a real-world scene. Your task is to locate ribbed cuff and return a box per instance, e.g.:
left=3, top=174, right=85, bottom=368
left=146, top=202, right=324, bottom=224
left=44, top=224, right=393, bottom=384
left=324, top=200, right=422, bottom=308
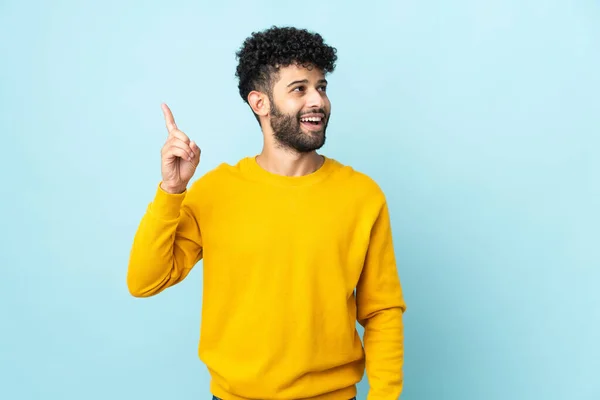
left=148, top=182, right=187, bottom=220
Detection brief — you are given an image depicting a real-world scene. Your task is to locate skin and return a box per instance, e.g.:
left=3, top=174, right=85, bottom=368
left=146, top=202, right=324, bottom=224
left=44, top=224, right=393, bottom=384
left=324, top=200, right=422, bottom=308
left=249, top=64, right=331, bottom=177
left=159, top=63, right=331, bottom=193
left=159, top=103, right=200, bottom=194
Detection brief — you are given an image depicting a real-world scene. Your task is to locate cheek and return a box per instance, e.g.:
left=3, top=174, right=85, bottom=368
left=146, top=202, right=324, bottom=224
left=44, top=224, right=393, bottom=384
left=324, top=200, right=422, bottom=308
left=280, top=98, right=302, bottom=113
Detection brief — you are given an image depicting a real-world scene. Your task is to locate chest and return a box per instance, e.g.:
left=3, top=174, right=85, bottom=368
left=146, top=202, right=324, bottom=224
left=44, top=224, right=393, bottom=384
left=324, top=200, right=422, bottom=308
left=198, top=186, right=373, bottom=279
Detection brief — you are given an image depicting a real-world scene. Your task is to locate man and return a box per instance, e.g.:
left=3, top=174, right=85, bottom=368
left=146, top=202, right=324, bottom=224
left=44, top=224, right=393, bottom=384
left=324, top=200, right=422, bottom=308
left=127, top=26, right=407, bottom=400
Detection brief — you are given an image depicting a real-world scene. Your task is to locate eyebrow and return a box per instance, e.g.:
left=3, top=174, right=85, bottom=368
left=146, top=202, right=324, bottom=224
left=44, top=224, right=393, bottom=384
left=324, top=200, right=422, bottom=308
left=287, top=79, right=328, bottom=87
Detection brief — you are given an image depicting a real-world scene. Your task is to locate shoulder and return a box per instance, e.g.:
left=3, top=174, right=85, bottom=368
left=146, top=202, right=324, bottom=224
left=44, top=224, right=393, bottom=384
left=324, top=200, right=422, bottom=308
left=185, top=157, right=249, bottom=193
left=194, top=157, right=247, bottom=183
left=327, top=156, right=387, bottom=201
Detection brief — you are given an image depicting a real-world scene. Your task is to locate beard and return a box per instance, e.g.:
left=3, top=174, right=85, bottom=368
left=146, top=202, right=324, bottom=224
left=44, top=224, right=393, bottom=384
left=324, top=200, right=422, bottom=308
left=269, top=101, right=329, bottom=153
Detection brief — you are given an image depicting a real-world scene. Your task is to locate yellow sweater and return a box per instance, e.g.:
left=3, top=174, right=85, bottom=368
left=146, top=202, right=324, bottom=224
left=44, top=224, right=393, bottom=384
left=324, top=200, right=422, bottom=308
left=127, top=156, right=407, bottom=400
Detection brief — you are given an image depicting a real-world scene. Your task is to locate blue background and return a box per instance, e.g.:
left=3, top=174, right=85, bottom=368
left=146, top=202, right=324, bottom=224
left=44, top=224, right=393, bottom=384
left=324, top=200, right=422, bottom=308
left=1, top=0, right=598, bottom=399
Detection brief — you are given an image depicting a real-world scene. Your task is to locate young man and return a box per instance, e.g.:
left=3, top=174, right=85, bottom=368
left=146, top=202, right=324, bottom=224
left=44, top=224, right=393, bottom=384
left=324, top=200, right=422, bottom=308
left=127, top=26, right=407, bottom=400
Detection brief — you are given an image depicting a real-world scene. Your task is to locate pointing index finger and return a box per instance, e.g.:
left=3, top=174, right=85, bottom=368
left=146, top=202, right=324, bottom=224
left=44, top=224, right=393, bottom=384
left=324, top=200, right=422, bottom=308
left=161, top=103, right=178, bottom=133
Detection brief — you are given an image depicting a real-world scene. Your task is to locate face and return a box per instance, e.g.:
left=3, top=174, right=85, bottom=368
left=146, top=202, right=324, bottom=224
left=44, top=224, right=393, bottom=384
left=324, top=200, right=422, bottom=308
left=267, top=64, right=331, bottom=153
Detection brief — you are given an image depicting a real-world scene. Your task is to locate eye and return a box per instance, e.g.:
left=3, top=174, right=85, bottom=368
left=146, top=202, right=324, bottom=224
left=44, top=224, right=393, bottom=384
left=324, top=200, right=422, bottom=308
left=293, top=86, right=306, bottom=92
left=319, top=85, right=327, bottom=92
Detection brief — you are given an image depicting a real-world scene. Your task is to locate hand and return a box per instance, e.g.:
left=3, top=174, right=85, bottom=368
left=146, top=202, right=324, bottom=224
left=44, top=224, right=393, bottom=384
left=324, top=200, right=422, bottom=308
left=159, top=103, right=201, bottom=194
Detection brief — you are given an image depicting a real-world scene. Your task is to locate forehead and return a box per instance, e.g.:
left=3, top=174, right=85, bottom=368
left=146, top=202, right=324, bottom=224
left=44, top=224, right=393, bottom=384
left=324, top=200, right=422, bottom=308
left=274, top=64, right=325, bottom=86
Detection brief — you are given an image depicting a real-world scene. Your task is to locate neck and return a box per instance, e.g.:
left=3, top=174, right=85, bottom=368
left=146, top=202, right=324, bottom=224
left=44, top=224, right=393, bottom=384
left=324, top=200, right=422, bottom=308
left=256, top=145, right=324, bottom=177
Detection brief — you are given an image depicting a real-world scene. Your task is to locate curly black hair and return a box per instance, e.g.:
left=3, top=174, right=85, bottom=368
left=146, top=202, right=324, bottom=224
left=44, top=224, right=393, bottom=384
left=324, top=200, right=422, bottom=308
left=235, top=26, right=338, bottom=107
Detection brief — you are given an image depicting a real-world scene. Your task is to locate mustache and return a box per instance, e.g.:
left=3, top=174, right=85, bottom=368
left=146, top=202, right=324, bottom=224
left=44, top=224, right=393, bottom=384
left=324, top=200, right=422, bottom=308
left=298, top=109, right=328, bottom=118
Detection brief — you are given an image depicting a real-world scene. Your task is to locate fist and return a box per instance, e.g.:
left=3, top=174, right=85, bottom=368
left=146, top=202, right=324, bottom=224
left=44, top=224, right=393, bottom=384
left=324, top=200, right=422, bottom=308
left=159, top=103, right=201, bottom=194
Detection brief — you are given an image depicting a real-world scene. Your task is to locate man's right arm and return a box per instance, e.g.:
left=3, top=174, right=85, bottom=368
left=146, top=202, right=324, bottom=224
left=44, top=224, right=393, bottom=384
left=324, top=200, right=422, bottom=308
left=126, top=103, right=203, bottom=297
left=126, top=182, right=203, bottom=297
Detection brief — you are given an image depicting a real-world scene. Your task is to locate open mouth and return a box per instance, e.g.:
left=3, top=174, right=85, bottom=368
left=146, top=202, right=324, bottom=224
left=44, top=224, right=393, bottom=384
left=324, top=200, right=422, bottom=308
left=299, top=116, right=324, bottom=131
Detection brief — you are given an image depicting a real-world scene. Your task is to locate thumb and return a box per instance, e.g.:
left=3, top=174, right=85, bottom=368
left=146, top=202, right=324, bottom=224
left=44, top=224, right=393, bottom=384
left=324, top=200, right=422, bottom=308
left=190, top=141, right=201, bottom=165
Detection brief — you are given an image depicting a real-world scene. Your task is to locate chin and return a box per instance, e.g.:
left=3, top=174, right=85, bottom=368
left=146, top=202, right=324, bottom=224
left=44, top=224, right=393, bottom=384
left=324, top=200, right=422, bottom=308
left=302, top=127, right=325, bottom=136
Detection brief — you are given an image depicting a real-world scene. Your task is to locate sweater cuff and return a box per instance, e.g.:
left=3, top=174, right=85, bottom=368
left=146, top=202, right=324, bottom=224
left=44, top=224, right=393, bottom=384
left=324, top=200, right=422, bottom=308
left=148, top=182, right=187, bottom=220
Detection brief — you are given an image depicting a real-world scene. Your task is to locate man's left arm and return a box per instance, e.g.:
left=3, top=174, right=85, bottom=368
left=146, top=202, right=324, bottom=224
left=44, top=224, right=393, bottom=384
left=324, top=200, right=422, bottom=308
left=356, top=199, right=407, bottom=400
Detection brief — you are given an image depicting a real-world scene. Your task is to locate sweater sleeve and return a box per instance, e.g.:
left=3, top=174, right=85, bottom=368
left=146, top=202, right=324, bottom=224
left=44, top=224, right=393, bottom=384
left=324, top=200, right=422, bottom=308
left=356, top=199, right=407, bottom=400
left=126, top=181, right=203, bottom=297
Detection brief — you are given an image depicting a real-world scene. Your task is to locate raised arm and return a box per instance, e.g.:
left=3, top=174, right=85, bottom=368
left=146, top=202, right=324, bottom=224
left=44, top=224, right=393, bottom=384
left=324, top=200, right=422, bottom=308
left=126, top=104, right=203, bottom=297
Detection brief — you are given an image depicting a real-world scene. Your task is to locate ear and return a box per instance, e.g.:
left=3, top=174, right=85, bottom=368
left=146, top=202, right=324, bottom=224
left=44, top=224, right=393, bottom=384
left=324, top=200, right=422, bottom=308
left=248, top=91, right=270, bottom=117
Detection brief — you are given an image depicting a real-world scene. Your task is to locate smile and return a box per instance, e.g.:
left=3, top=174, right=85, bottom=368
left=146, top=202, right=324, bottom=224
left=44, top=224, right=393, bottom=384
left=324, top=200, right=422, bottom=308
left=299, top=114, right=325, bottom=130
left=300, top=119, right=324, bottom=131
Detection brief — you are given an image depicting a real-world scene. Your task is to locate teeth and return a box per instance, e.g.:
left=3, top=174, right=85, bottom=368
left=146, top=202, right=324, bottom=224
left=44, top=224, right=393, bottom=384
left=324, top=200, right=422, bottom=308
left=301, top=117, right=322, bottom=122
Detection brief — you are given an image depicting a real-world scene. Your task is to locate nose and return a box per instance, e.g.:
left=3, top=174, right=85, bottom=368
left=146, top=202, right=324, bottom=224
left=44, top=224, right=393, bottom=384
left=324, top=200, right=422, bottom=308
left=306, top=87, right=326, bottom=109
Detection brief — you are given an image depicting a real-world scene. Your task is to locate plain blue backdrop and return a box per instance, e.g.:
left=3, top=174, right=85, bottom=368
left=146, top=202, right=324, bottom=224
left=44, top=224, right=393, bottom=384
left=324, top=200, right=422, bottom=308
left=1, top=0, right=598, bottom=399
